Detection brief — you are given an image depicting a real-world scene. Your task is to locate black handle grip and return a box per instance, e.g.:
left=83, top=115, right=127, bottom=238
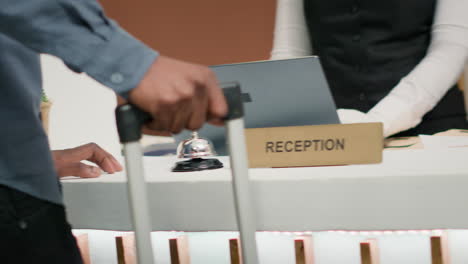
left=115, top=104, right=151, bottom=143
left=222, top=82, right=244, bottom=120
left=116, top=82, right=244, bottom=143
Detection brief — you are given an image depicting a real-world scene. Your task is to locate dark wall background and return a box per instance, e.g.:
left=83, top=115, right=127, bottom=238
left=99, top=0, right=277, bottom=65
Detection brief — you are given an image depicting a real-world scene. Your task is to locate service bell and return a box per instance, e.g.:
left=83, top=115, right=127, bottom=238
left=176, top=132, right=217, bottom=158
left=172, top=132, right=223, bottom=172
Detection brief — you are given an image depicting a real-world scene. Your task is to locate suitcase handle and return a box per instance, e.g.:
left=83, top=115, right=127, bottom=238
left=116, top=82, right=243, bottom=143
left=115, top=81, right=258, bottom=264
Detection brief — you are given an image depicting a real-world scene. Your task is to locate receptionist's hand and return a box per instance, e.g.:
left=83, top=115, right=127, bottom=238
left=337, top=108, right=370, bottom=124
left=337, top=108, right=391, bottom=137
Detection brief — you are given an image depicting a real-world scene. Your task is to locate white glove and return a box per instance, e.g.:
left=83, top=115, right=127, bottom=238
left=337, top=109, right=370, bottom=124
left=337, top=109, right=391, bottom=137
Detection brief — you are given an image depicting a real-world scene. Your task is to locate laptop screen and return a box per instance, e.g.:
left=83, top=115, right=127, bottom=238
left=174, top=56, right=340, bottom=155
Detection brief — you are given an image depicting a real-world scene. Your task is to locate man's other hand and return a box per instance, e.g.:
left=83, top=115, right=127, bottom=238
left=52, top=143, right=123, bottom=178
left=129, top=56, right=228, bottom=135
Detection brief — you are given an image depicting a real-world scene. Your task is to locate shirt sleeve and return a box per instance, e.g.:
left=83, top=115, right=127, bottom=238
left=0, top=0, right=158, bottom=97
left=270, top=0, right=312, bottom=59
left=366, top=0, right=468, bottom=136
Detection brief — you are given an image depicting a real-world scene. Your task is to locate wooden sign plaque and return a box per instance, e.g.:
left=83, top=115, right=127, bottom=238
left=245, top=123, right=383, bottom=168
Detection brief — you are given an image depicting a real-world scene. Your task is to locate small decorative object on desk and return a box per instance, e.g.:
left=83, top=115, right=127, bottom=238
left=40, top=89, right=52, bottom=134
left=173, top=131, right=223, bottom=172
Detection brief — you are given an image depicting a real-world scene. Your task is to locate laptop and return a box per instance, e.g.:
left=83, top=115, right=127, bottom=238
left=173, top=56, right=340, bottom=155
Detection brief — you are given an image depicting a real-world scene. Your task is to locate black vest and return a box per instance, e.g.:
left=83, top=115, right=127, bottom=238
left=304, top=0, right=467, bottom=135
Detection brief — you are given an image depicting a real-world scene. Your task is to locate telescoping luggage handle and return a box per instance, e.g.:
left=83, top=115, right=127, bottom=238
left=115, top=83, right=259, bottom=264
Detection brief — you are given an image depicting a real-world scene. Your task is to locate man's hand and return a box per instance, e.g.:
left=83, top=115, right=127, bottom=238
left=52, top=143, right=123, bottom=178
left=129, top=55, right=228, bottom=135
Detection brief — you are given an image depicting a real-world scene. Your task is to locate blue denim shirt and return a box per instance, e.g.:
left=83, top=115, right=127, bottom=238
left=0, top=0, right=158, bottom=204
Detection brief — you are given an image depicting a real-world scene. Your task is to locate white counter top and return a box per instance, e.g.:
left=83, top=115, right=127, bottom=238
left=63, top=148, right=468, bottom=231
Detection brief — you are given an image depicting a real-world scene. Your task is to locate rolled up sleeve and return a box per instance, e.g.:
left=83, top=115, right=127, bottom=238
left=0, top=0, right=158, bottom=96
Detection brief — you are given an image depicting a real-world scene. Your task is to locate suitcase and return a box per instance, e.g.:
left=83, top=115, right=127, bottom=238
left=115, top=83, right=259, bottom=264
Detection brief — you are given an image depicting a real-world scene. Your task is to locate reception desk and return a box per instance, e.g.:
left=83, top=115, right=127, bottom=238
left=62, top=147, right=468, bottom=264
left=63, top=148, right=468, bottom=232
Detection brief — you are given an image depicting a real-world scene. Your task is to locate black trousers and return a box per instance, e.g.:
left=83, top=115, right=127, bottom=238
left=0, top=185, right=83, bottom=264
